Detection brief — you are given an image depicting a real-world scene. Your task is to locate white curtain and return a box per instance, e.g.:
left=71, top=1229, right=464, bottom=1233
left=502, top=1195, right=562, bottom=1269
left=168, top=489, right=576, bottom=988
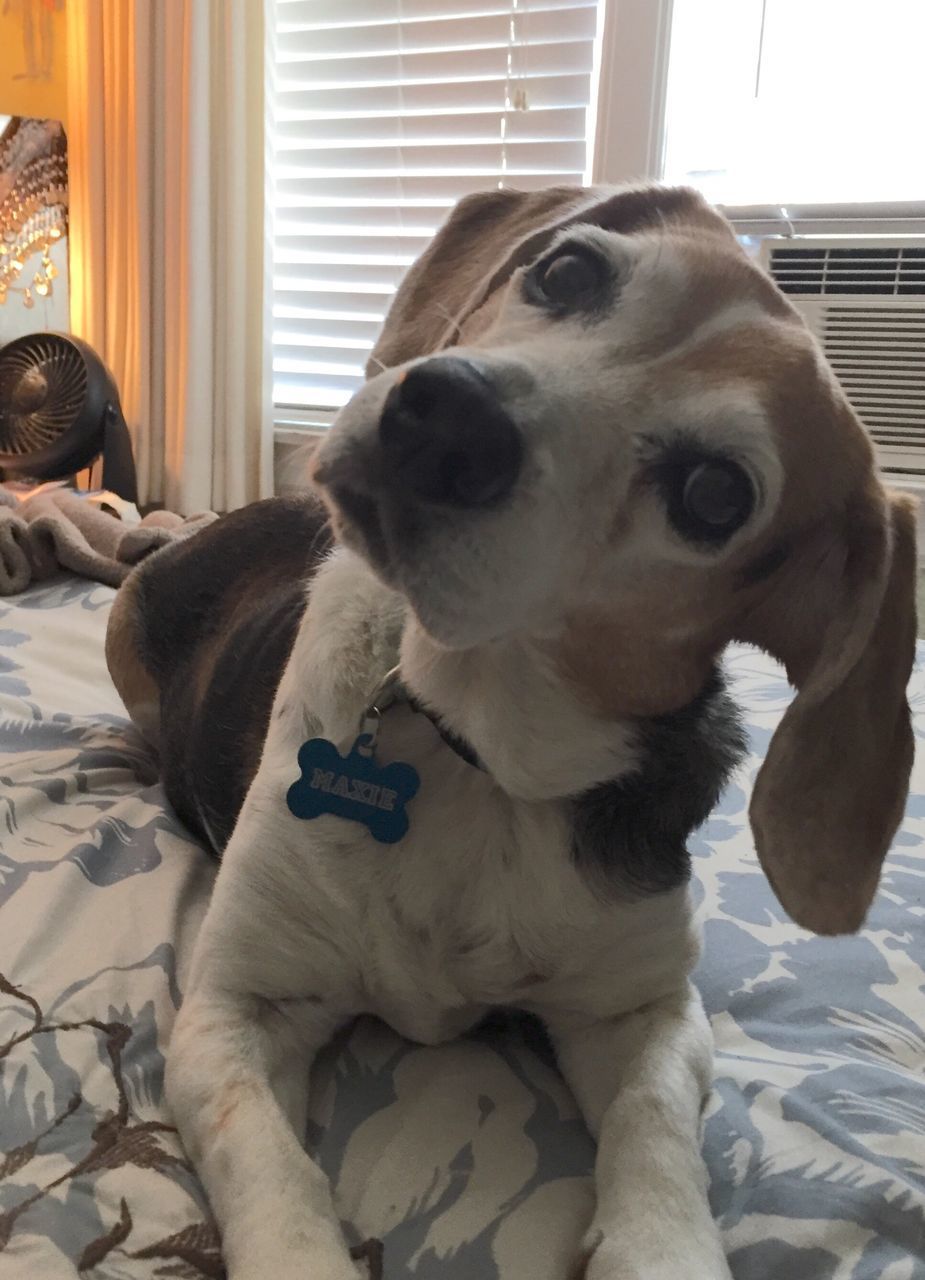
left=67, top=0, right=271, bottom=512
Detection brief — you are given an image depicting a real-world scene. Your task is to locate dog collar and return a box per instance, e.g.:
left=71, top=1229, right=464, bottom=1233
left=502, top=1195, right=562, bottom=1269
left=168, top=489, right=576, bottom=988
left=366, top=665, right=485, bottom=773
left=286, top=666, right=484, bottom=845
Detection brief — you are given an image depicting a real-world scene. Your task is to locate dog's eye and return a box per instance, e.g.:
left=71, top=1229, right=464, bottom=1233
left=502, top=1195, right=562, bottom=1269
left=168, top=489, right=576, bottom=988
left=531, top=250, right=602, bottom=308
left=648, top=446, right=756, bottom=546
left=679, top=460, right=754, bottom=541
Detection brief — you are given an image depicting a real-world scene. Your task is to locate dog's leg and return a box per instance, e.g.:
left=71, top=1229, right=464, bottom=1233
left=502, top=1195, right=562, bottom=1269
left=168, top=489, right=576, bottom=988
left=547, top=985, right=732, bottom=1280
left=163, top=548, right=404, bottom=1277
left=167, top=982, right=361, bottom=1280
left=167, top=778, right=368, bottom=1279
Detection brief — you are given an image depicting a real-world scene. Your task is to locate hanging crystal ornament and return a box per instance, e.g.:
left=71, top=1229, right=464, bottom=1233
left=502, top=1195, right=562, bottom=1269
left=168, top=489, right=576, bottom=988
left=0, top=117, right=68, bottom=306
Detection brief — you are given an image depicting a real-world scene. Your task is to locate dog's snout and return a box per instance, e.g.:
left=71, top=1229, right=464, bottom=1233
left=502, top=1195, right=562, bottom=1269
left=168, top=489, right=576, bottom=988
left=379, top=358, right=523, bottom=508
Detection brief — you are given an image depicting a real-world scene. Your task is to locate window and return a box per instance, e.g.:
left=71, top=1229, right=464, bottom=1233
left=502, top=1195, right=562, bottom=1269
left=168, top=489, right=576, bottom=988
left=662, top=0, right=925, bottom=207
left=269, top=0, right=602, bottom=416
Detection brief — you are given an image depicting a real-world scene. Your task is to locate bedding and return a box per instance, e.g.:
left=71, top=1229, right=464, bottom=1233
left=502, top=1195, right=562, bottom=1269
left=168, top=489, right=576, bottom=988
left=1, top=574, right=923, bottom=1280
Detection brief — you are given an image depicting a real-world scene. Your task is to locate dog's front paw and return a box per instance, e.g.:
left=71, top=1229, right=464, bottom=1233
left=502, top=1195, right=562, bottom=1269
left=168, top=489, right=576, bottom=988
left=569, top=1230, right=732, bottom=1280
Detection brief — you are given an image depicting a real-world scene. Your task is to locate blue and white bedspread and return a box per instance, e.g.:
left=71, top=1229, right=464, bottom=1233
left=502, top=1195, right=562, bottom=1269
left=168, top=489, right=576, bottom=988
left=1, top=576, right=924, bottom=1279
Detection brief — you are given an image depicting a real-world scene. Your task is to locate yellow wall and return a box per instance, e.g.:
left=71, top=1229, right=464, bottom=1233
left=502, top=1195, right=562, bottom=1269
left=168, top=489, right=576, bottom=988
left=0, top=0, right=68, bottom=125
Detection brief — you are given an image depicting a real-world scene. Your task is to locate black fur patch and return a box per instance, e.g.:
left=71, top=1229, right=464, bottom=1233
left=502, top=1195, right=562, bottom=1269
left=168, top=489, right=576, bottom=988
left=570, top=667, right=747, bottom=897
left=137, top=497, right=334, bottom=855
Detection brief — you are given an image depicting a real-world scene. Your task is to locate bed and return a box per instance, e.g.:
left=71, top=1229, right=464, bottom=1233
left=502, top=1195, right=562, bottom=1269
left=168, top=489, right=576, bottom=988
left=1, top=573, right=924, bottom=1280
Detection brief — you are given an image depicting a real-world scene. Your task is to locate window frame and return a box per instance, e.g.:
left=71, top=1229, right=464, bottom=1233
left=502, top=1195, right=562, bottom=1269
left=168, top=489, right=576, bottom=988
left=590, top=0, right=674, bottom=186
left=271, top=0, right=923, bottom=434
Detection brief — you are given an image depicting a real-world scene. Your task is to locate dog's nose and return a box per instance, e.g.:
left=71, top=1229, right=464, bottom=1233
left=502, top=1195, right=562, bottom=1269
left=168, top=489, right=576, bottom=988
left=378, top=357, right=523, bottom=507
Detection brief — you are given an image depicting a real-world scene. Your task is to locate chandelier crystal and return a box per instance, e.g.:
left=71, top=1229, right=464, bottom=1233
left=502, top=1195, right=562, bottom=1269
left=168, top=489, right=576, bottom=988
left=0, top=117, right=68, bottom=309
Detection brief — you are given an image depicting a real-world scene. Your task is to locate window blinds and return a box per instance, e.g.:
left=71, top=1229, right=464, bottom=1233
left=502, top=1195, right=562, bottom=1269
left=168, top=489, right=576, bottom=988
left=271, top=0, right=601, bottom=412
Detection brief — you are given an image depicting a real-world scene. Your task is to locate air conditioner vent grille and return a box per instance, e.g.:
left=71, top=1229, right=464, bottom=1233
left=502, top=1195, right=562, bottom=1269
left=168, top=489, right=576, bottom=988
left=770, top=245, right=925, bottom=295
left=821, top=305, right=925, bottom=473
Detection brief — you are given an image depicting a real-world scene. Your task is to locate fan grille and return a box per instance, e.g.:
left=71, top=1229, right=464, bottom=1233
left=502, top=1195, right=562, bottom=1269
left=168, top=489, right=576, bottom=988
left=0, top=335, right=88, bottom=456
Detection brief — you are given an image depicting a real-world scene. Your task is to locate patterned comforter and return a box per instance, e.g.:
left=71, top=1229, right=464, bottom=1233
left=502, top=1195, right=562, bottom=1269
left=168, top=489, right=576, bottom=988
left=1, top=576, right=924, bottom=1280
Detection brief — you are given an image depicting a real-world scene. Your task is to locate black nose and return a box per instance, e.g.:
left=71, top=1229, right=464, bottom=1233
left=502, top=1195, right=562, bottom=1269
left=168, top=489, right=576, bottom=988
left=378, top=357, right=523, bottom=507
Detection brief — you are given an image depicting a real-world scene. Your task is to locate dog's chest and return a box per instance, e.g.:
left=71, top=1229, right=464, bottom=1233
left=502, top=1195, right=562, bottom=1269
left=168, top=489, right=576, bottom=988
left=334, top=709, right=694, bottom=1041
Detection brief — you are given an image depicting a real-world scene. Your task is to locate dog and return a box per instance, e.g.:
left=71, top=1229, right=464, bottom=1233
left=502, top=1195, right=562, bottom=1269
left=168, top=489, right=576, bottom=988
left=107, top=183, right=917, bottom=1279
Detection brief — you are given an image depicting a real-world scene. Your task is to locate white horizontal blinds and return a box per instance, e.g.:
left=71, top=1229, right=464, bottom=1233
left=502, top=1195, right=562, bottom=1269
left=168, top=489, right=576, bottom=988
left=271, top=0, right=600, bottom=410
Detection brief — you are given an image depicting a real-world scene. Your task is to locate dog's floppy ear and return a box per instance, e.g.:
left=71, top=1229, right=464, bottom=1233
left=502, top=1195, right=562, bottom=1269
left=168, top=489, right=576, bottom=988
left=740, top=487, right=917, bottom=934
left=368, top=186, right=597, bottom=375
left=369, top=183, right=731, bottom=375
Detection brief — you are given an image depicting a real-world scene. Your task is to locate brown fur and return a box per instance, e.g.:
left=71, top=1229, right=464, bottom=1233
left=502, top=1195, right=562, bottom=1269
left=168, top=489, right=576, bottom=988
left=105, top=571, right=161, bottom=744
left=554, top=485, right=917, bottom=937
left=552, top=333, right=916, bottom=934
left=367, top=185, right=597, bottom=374
left=105, top=498, right=334, bottom=853
left=743, top=491, right=917, bottom=933
left=368, top=184, right=743, bottom=375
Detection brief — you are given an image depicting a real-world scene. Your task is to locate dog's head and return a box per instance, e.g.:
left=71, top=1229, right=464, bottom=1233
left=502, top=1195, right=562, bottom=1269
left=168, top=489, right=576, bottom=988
left=312, top=183, right=917, bottom=936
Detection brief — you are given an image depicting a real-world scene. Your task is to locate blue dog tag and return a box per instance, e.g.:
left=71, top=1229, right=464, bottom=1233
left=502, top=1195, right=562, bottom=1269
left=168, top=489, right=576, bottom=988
left=287, top=733, right=420, bottom=844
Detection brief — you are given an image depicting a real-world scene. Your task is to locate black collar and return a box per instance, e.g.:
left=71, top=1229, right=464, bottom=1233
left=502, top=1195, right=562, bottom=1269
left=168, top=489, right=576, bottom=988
left=403, top=688, right=485, bottom=772
left=368, top=665, right=486, bottom=773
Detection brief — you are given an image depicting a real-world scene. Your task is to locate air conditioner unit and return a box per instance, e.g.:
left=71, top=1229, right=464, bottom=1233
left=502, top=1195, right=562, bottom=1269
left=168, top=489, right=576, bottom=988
left=760, top=237, right=925, bottom=476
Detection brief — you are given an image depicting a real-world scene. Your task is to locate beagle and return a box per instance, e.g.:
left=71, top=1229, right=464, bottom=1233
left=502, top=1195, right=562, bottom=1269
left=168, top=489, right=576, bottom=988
left=107, top=184, right=917, bottom=1280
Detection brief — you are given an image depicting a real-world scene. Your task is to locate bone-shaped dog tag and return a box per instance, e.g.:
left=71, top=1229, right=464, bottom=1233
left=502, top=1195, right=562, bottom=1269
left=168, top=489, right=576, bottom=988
left=287, top=734, right=420, bottom=844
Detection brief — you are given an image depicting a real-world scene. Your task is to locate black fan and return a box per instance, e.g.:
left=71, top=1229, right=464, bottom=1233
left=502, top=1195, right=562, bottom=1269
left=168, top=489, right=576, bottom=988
left=0, top=332, right=138, bottom=502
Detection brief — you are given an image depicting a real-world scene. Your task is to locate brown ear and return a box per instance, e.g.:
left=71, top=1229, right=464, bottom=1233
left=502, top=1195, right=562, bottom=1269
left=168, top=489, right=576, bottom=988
left=368, top=183, right=732, bottom=375
left=367, top=186, right=597, bottom=375
left=742, top=490, right=917, bottom=934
